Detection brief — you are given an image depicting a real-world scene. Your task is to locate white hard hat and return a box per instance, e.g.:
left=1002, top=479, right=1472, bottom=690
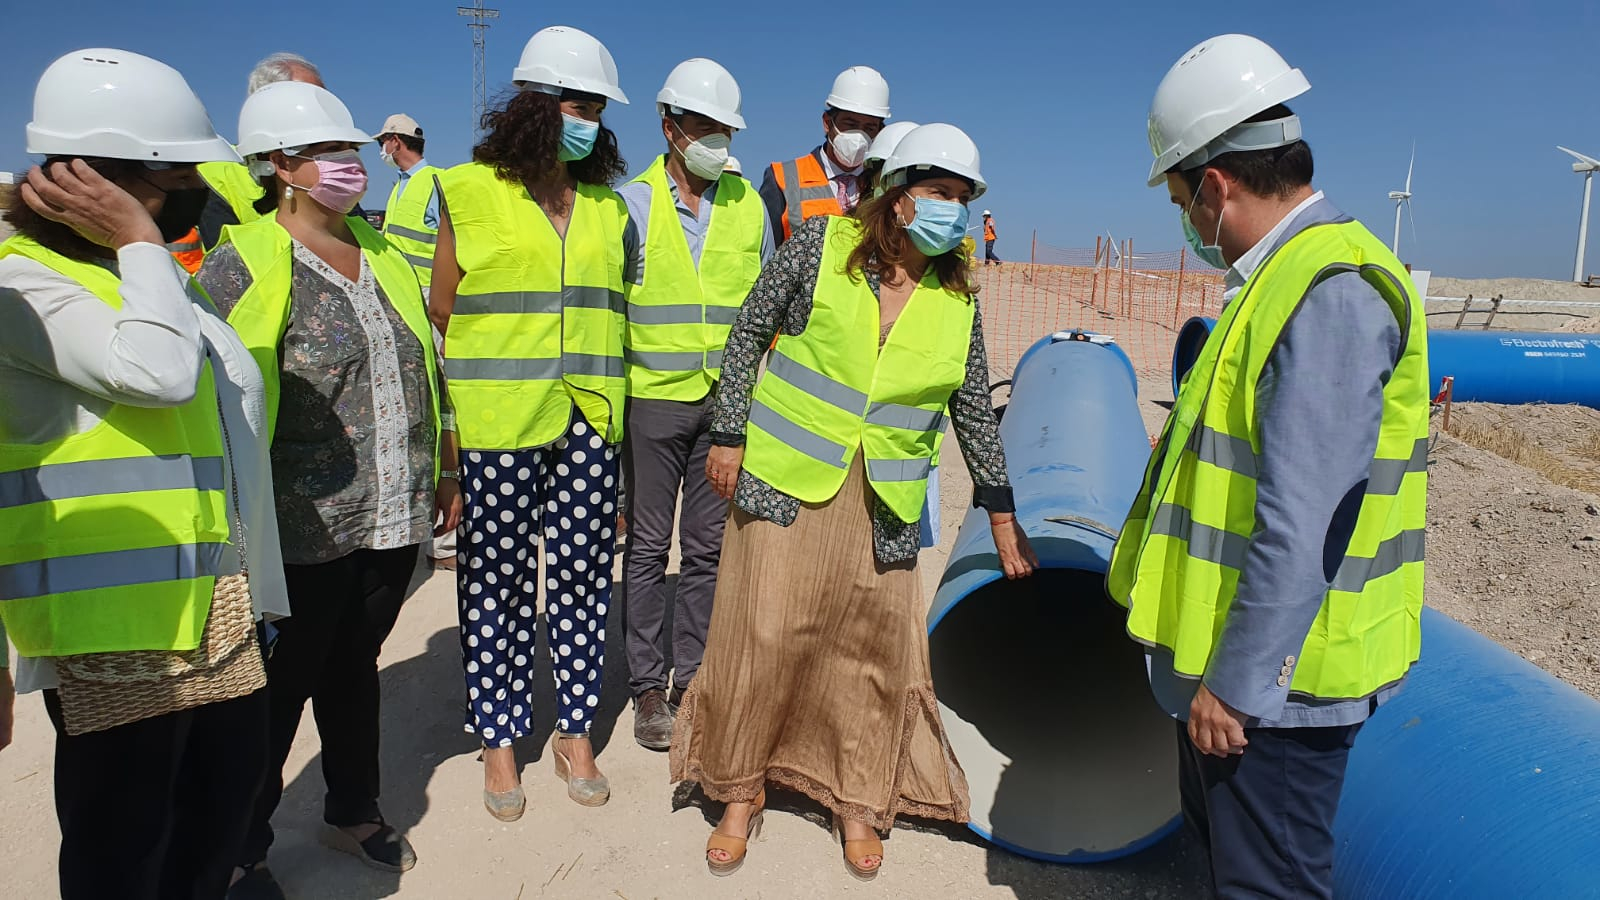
left=1146, top=34, right=1311, bottom=187
left=26, top=48, right=239, bottom=164
left=881, top=123, right=986, bottom=199
left=866, top=120, right=919, bottom=163
left=825, top=66, right=890, bottom=119
left=513, top=26, right=628, bottom=104
left=983, top=209, right=991, bottom=216
left=722, top=156, right=742, bottom=176
left=656, top=58, right=744, bottom=130
left=235, top=82, right=372, bottom=160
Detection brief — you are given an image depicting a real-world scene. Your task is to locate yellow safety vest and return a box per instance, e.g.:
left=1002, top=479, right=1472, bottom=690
left=1107, top=219, right=1429, bottom=702
left=383, top=165, right=444, bottom=288
left=745, top=216, right=973, bottom=522
left=198, top=161, right=265, bottom=237
left=213, top=212, right=442, bottom=478
left=439, top=162, right=628, bottom=449
left=0, top=237, right=230, bottom=655
left=623, top=155, right=765, bottom=401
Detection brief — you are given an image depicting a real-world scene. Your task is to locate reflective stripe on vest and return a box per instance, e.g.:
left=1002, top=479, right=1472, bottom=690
left=1107, top=218, right=1430, bottom=702
left=167, top=226, right=206, bottom=274
left=214, top=212, right=442, bottom=478
left=771, top=153, right=843, bottom=241
left=383, top=167, right=443, bottom=287
left=622, top=156, right=765, bottom=401
left=439, top=162, right=628, bottom=449
left=743, top=217, right=972, bottom=521
left=0, top=236, right=231, bottom=656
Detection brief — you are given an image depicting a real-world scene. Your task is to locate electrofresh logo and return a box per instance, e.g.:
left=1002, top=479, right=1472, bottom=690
left=1499, top=338, right=1589, bottom=350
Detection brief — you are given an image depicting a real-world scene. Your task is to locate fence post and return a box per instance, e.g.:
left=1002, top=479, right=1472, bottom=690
left=1091, top=236, right=1102, bottom=309
left=1031, top=230, right=1037, bottom=268
left=1174, top=245, right=1188, bottom=330
left=1127, top=238, right=1135, bottom=319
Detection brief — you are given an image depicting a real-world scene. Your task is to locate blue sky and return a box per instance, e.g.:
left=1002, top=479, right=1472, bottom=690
left=4, top=0, right=1598, bottom=279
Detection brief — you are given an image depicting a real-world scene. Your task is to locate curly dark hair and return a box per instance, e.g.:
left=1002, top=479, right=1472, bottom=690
left=1, top=157, right=143, bottom=262
left=846, top=184, right=976, bottom=295
left=472, top=88, right=626, bottom=188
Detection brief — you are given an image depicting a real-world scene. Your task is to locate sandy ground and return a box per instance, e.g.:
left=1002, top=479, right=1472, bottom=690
left=0, top=444, right=1212, bottom=900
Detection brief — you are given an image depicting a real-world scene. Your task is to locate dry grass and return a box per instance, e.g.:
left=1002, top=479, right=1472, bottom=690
left=1575, top=430, right=1600, bottom=463
left=1449, top=419, right=1600, bottom=494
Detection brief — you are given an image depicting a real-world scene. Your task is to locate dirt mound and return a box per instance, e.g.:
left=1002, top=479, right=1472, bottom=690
left=1425, top=432, right=1600, bottom=698
left=1431, top=276, right=1600, bottom=303
left=1559, top=315, right=1600, bottom=332
left=1444, top=402, right=1600, bottom=494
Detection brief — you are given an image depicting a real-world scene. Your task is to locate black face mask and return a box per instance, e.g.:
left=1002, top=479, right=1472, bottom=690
left=154, top=187, right=212, bottom=243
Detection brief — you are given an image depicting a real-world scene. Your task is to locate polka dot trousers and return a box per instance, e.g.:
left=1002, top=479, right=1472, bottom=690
left=456, top=417, right=618, bottom=746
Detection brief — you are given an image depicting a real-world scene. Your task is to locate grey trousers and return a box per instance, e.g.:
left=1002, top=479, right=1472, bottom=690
left=621, top=395, right=727, bottom=696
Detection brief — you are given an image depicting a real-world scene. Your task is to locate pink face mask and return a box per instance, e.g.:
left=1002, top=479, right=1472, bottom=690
left=290, top=150, right=368, bottom=214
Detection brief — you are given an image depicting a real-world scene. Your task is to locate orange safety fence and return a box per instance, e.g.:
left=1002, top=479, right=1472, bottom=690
left=976, top=236, right=1226, bottom=396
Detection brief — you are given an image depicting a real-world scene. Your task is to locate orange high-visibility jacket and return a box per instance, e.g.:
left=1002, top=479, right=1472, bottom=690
left=769, top=153, right=843, bottom=241
left=167, top=226, right=205, bottom=274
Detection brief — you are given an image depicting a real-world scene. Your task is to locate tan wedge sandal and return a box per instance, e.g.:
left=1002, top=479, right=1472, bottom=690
left=705, top=790, right=767, bottom=877
left=832, top=815, right=883, bottom=881
left=550, top=733, right=610, bottom=807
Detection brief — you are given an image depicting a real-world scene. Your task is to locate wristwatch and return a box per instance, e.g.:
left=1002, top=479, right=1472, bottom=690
left=439, top=469, right=461, bottom=481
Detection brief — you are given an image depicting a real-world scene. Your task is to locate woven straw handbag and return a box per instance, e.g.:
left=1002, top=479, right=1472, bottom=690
left=54, top=395, right=267, bottom=735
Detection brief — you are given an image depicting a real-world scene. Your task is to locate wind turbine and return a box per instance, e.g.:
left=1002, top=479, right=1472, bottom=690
left=1387, top=144, right=1416, bottom=258
left=1558, top=146, right=1600, bottom=283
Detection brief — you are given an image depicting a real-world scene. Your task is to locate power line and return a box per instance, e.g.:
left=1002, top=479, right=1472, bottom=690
left=457, top=1, right=500, bottom=135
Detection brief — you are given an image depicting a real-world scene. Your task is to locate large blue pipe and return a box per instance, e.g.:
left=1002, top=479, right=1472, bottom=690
left=1172, top=316, right=1600, bottom=407
left=1335, top=608, right=1600, bottom=897
left=927, top=332, right=1182, bottom=863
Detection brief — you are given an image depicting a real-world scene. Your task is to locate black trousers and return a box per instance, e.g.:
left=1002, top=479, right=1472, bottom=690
left=1177, top=719, right=1361, bottom=900
left=240, top=545, right=417, bottom=864
left=48, top=687, right=269, bottom=900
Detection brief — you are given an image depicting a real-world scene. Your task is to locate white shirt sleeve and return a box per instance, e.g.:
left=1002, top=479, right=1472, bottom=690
left=0, top=242, right=206, bottom=407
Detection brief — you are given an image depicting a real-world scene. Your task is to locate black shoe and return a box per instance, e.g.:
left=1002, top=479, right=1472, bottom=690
left=319, top=821, right=418, bottom=873
left=634, top=688, right=676, bottom=751
left=228, top=863, right=287, bottom=900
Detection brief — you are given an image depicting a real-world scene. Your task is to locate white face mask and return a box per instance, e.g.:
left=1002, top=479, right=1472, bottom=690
left=379, top=143, right=400, bottom=169
left=674, top=123, right=731, bottom=181
left=830, top=128, right=871, bottom=168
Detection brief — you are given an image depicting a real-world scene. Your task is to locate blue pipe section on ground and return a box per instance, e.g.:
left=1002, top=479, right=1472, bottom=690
left=1335, top=607, right=1600, bottom=897
left=1429, top=330, right=1600, bottom=407
left=1172, top=317, right=1600, bottom=408
left=928, top=332, right=1182, bottom=863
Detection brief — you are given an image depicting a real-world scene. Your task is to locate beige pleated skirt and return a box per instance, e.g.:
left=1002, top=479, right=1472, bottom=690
left=669, top=454, right=970, bottom=830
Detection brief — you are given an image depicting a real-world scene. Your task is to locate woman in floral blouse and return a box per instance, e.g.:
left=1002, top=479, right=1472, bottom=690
left=196, top=82, right=456, bottom=890
left=670, top=124, right=1036, bottom=880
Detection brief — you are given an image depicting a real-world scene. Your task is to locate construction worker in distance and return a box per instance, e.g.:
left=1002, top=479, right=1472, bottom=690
left=374, top=114, right=442, bottom=291
left=722, top=155, right=742, bottom=177
left=617, top=58, right=774, bottom=752
left=758, top=66, right=889, bottom=244
left=1108, top=34, right=1428, bottom=900
left=981, top=210, right=1000, bottom=266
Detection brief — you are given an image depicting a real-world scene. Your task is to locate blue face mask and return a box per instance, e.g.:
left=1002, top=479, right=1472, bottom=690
left=1181, top=188, right=1228, bottom=270
left=559, top=113, right=599, bottom=162
left=903, top=196, right=969, bottom=256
